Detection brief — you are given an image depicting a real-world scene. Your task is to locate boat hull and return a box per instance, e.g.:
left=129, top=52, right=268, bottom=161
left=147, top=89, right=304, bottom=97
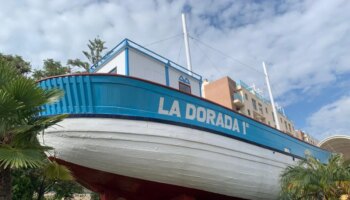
left=43, top=117, right=297, bottom=200
left=38, top=74, right=331, bottom=199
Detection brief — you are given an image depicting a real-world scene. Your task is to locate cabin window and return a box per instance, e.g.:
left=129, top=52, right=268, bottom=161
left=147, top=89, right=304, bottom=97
left=109, top=67, right=117, bottom=73
left=179, top=82, right=191, bottom=94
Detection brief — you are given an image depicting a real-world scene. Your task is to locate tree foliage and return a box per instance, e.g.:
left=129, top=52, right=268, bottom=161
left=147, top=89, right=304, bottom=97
left=0, top=53, right=31, bottom=76
left=68, top=37, right=107, bottom=73
left=280, top=154, right=350, bottom=200
left=83, top=37, right=107, bottom=66
left=0, top=59, right=70, bottom=199
left=51, top=180, right=83, bottom=200
left=33, top=59, right=71, bottom=80
left=12, top=163, right=83, bottom=200
left=67, top=58, right=90, bottom=73
left=0, top=38, right=108, bottom=198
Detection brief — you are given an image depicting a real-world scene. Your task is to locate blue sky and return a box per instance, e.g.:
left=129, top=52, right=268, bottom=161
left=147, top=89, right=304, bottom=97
left=1, top=0, right=349, bottom=140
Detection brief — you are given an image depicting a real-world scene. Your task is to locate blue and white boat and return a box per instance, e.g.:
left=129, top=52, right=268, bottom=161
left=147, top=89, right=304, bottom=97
left=39, top=39, right=331, bottom=200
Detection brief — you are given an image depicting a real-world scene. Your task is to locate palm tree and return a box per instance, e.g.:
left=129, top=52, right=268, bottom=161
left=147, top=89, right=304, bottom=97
left=67, top=37, right=107, bottom=73
left=83, top=37, right=107, bottom=66
left=280, top=153, right=350, bottom=200
left=0, top=60, right=71, bottom=199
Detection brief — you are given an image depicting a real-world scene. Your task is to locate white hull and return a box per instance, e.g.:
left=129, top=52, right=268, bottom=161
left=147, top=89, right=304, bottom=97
left=42, top=118, right=298, bottom=199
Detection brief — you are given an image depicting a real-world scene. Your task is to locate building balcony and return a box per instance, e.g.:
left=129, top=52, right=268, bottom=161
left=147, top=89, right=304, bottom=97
left=233, top=93, right=244, bottom=108
left=253, top=111, right=266, bottom=123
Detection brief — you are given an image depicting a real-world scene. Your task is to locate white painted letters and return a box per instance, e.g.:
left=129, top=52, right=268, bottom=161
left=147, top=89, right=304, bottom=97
left=224, top=115, right=232, bottom=129
left=206, top=109, right=216, bottom=125
left=215, top=113, right=224, bottom=128
left=232, top=118, right=240, bottom=132
left=158, top=97, right=169, bottom=115
left=158, top=97, right=249, bottom=135
left=196, top=107, right=206, bottom=122
left=186, top=103, right=196, bottom=120
left=169, top=100, right=181, bottom=117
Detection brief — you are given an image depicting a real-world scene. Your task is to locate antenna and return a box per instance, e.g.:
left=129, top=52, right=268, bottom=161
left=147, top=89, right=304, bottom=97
left=181, top=13, right=193, bottom=73
left=263, top=62, right=281, bottom=130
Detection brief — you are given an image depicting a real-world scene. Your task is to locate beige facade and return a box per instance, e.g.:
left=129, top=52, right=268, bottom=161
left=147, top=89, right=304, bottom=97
left=295, top=130, right=319, bottom=145
left=203, top=76, right=317, bottom=145
left=233, top=80, right=295, bottom=135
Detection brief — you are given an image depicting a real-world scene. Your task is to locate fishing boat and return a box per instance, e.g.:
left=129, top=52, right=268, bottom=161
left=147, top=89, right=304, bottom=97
left=39, top=37, right=330, bottom=200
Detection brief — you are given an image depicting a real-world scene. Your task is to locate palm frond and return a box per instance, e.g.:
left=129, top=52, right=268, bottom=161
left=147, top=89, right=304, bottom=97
left=10, top=114, right=68, bottom=147
left=44, top=88, right=64, bottom=104
left=280, top=153, right=350, bottom=199
left=5, top=76, right=49, bottom=108
left=43, top=160, right=73, bottom=181
left=0, top=90, right=23, bottom=118
left=0, top=145, right=44, bottom=169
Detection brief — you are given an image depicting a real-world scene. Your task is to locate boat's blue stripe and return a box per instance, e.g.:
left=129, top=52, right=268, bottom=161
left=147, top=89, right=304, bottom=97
left=39, top=74, right=331, bottom=163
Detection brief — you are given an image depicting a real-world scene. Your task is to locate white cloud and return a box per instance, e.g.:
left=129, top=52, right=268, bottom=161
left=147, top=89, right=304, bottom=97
left=306, top=95, right=350, bottom=140
left=1, top=0, right=350, bottom=107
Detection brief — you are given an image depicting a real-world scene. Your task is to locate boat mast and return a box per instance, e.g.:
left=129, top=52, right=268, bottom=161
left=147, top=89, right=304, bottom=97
left=181, top=13, right=193, bottom=72
left=262, top=62, right=281, bottom=130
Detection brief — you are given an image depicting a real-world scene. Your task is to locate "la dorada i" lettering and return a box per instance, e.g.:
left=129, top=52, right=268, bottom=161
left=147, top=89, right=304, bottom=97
left=158, top=97, right=248, bottom=135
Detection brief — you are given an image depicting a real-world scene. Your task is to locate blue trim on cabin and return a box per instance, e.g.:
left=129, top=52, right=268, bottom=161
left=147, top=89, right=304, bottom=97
left=91, top=38, right=202, bottom=81
left=165, top=62, right=170, bottom=86
left=39, top=74, right=331, bottom=163
left=125, top=46, right=129, bottom=76
left=91, top=39, right=128, bottom=72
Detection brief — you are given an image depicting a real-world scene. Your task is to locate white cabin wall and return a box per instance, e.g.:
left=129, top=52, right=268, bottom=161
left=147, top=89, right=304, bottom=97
left=168, top=67, right=200, bottom=96
left=96, top=51, right=126, bottom=75
left=129, top=49, right=166, bottom=85
left=95, top=46, right=201, bottom=97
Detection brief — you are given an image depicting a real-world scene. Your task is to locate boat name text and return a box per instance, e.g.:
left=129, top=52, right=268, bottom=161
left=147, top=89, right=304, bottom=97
left=158, top=97, right=248, bottom=135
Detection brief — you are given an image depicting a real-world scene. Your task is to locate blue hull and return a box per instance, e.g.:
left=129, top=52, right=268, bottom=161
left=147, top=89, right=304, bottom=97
left=39, top=74, right=331, bottom=163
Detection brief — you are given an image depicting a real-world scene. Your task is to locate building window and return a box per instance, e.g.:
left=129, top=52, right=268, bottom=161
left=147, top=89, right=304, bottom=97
left=265, top=107, right=268, bottom=113
left=272, top=112, right=275, bottom=121
left=280, top=118, right=283, bottom=123
left=288, top=124, right=291, bottom=132
left=258, top=103, right=263, bottom=114
left=109, top=67, right=117, bottom=73
left=284, top=121, right=288, bottom=131
left=244, top=93, right=248, bottom=100
left=268, top=121, right=271, bottom=125
left=179, top=82, right=191, bottom=94
left=252, top=99, right=257, bottom=111
left=247, top=109, right=251, bottom=116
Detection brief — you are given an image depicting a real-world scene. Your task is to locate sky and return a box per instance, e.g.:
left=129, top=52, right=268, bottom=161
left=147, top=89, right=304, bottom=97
left=1, top=0, right=349, bottom=140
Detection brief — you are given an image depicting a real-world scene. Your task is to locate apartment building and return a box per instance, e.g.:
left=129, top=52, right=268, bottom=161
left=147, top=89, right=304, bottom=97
left=203, top=76, right=295, bottom=136
left=295, top=130, right=319, bottom=146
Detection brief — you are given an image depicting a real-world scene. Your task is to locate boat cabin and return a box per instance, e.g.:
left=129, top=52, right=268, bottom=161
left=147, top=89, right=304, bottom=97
left=92, top=39, right=202, bottom=97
